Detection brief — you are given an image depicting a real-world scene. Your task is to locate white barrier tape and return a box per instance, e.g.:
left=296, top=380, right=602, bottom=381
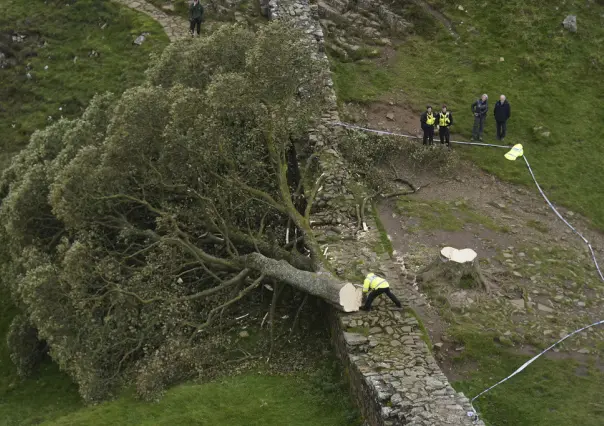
left=333, top=121, right=512, bottom=149
left=468, top=319, right=604, bottom=420
left=331, top=121, right=604, bottom=423
left=523, top=156, right=604, bottom=282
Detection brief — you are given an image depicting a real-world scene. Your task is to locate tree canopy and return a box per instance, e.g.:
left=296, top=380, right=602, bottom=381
left=0, top=22, right=359, bottom=402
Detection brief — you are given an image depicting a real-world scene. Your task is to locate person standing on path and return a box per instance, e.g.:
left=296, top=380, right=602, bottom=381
left=471, top=94, right=489, bottom=141
left=420, top=105, right=436, bottom=145
left=360, top=272, right=402, bottom=311
left=435, top=104, right=454, bottom=148
left=189, top=0, right=204, bottom=37
left=493, top=94, right=511, bottom=141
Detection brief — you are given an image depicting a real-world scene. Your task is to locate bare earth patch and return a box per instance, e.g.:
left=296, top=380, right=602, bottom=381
left=376, top=156, right=604, bottom=380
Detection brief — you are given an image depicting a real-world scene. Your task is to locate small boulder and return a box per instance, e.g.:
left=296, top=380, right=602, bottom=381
left=133, top=32, right=150, bottom=46
left=239, top=330, right=249, bottom=338
left=562, top=15, right=577, bottom=33
left=386, top=112, right=395, bottom=121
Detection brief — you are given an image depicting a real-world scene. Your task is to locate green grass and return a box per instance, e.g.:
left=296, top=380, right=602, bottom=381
left=331, top=0, right=604, bottom=229
left=0, top=0, right=169, bottom=170
left=451, top=329, right=604, bottom=426
left=396, top=198, right=504, bottom=232
left=45, top=369, right=359, bottom=426
left=372, top=204, right=394, bottom=256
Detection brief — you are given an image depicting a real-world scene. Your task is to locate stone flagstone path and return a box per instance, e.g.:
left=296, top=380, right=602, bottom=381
left=114, top=0, right=189, bottom=41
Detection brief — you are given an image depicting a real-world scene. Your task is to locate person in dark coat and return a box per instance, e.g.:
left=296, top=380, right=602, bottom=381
left=189, top=0, right=204, bottom=37
left=471, top=94, right=488, bottom=141
left=435, top=104, right=454, bottom=148
left=420, top=105, right=436, bottom=145
left=493, top=95, right=511, bottom=141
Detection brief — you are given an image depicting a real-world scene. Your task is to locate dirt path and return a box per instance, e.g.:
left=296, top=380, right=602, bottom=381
left=375, top=154, right=604, bottom=377
left=113, top=0, right=189, bottom=41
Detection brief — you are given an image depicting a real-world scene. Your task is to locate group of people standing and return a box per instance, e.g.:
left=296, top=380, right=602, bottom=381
left=420, top=94, right=511, bottom=147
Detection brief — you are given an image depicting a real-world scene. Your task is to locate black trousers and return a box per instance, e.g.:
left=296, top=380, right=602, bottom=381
left=472, top=115, right=485, bottom=140
left=496, top=120, right=507, bottom=140
left=363, top=288, right=402, bottom=310
left=190, top=18, right=202, bottom=35
left=422, top=126, right=434, bottom=145
left=439, top=126, right=450, bottom=146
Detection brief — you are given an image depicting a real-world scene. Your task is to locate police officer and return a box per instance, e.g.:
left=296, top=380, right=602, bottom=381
left=435, top=104, right=454, bottom=148
left=420, top=105, right=436, bottom=145
left=471, top=94, right=489, bottom=141
left=360, top=272, right=402, bottom=311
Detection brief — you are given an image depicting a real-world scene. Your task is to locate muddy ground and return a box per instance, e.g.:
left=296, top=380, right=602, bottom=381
left=350, top=99, right=604, bottom=380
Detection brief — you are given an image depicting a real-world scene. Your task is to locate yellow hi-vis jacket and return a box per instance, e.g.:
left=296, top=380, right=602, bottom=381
left=438, top=112, right=451, bottom=127
left=504, top=144, right=524, bottom=161
left=426, top=113, right=435, bottom=126
left=363, top=273, right=390, bottom=293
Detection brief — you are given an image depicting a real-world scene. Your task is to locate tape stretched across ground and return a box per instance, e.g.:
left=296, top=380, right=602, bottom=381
left=332, top=121, right=604, bottom=422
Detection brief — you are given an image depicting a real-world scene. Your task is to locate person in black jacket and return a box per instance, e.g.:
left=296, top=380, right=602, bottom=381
left=189, top=0, right=204, bottom=37
left=420, top=105, right=436, bottom=145
left=471, top=94, right=488, bottom=141
left=493, top=95, right=511, bottom=141
left=435, top=104, right=454, bottom=148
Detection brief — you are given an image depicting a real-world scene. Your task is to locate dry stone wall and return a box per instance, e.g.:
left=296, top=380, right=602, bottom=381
left=267, top=1, right=485, bottom=424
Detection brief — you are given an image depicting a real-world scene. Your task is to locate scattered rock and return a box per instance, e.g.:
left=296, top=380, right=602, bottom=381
left=386, top=112, right=395, bottom=121
left=489, top=201, right=506, bottom=209
left=503, top=253, right=513, bottom=258
left=577, top=348, right=590, bottom=354
left=536, top=303, right=554, bottom=313
left=562, top=15, right=577, bottom=33
left=433, top=342, right=444, bottom=351
left=541, top=131, right=551, bottom=138
left=239, top=330, right=249, bottom=338
left=512, top=271, right=523, bottom=277
left=343, top=332, right=368, bottom=346
left=509, top=299, right=526, bottom=310
left=133, top=32, right=150, bottom=46
left=499, top=57, right=504, bottom=62
left=457, top=5, right=464, bottom=11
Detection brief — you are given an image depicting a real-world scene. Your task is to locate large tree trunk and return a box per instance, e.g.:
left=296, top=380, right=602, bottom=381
left=243, top=252, right=362, bottom=312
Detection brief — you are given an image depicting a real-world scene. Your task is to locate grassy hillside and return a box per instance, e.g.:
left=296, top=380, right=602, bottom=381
left=45, top=371, right=358, bottom=426
left=0, top=0, right=170, bottom=170
left=332, top=0, right=604, bottom=228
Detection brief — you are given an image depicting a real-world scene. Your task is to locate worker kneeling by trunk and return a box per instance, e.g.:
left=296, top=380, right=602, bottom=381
left=360, top=272, right=402, bottom=311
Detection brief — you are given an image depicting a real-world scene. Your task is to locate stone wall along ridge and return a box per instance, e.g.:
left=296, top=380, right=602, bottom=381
left=266, top=0, right=485, bottom=424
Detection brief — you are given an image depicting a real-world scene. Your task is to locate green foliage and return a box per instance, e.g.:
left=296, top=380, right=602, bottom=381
left=0, top=22, right=327, bottom=402
left=340, top=130, right=457, bottom=192
left=5, top=314, right=46, bottom=378
left=0, top=0, right=169, bottom=170
left=331, top=0, right=604, bottom=229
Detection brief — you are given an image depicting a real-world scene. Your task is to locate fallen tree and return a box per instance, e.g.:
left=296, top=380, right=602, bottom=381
left=0, top=22, right=361, bottom=402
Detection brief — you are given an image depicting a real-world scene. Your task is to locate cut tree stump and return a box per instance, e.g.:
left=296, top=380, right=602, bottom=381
left=417, top=247, right=491, bottom=292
